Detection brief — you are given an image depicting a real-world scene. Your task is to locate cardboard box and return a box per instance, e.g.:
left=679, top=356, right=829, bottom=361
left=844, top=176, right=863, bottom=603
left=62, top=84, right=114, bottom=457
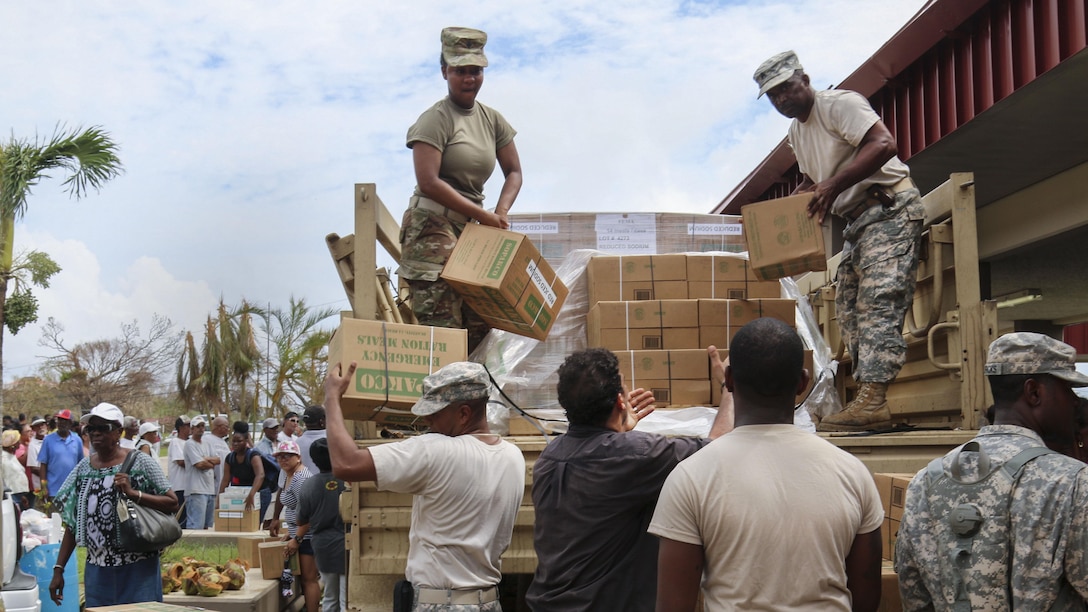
left=259, top=541, right=288, bottom=580
left=589, top=280, right=688, bottom=306
left=219, top=486, right=261, bottom=510
left=327, top=317, right=467, bottom=424
left=586, top=255, right=689, bottom=306
left=687, top=280, right=781, bottom=300
left=440, top=224, right=569, bottom=340
left=587, top=300, right=701, bottom=351
left=888, top=518, right=901, bottom=560
left=587, top=254, right=689, bottom=282
left=889, top=474, right=913, bottom=521
left=879, top=561, right=902, bottom=612
left=88, top=604, right=217, bottom=612
left=615, top=349, right=711, bottom=406
left=237, top=535, right=278, bottom=568
left=685, top=254, right=752, bottom=282
left=629, top=379, right=711, bottom=407
left=214, top=509, right=261, bottom=533
left=880, top=518, right=892, bottom=561
left=697, top=299, right=796, bottom=348
left=741, top=193, right=828, bottom=281
left=615, top=349, right=709, bottom=381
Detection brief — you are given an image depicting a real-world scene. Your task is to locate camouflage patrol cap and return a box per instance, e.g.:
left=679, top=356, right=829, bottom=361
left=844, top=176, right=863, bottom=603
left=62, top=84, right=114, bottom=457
left=441, top=27, right=488, bottom=67
left=984, top=332, right=1088, bottom=386
left=754, top=50, right=803, bottom=98
left=411, top=362, right=492, bottom=416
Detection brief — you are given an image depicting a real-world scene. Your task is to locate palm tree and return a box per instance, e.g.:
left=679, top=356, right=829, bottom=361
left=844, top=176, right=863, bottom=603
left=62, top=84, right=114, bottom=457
left=0, top=125, right=123, bottom=402
left=263, top=297, right=336, bottom=410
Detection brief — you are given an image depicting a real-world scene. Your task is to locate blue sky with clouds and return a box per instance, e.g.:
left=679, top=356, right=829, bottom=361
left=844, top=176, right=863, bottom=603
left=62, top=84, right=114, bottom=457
left=0, top=0, right=927, bottom=382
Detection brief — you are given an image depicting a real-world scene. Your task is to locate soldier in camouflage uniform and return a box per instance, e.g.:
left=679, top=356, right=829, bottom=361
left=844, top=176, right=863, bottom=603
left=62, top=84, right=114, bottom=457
left=895, top=332, right=1088, bottom=610
left=323, top=361, right=525, bottom=611
left=398, top=27, right=523, bottom=354
left=754, top=51, right=924, bottom=431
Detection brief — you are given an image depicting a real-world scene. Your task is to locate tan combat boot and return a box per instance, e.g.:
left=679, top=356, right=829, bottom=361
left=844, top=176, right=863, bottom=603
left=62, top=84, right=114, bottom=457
left=817, top=382, right=893, bottom=432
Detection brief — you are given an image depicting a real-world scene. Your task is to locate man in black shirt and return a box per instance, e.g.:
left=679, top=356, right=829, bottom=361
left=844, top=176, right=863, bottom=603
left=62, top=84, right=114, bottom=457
left=526, top=347, right=734, bottom=611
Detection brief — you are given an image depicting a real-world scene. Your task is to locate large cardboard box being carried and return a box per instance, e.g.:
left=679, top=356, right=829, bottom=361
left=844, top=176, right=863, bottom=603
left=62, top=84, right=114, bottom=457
left=741, top=193, right=828, bottom=281
left=327, top=317, right=467, bottom=425
left=441, top=224, right=569, bottom=341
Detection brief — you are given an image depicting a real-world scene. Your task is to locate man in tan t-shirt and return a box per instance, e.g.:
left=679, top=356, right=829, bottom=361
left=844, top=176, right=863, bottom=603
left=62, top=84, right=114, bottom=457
left=650, top=318, right=883, bottom=611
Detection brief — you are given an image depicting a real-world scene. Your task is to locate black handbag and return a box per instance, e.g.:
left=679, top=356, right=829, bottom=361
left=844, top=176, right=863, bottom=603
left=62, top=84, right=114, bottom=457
left=115, top=450, right=183, bottom=552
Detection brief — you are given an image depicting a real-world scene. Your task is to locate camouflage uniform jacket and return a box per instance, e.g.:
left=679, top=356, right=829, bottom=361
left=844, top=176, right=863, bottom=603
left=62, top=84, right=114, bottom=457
left=895, top=425, right=1088, bottom=611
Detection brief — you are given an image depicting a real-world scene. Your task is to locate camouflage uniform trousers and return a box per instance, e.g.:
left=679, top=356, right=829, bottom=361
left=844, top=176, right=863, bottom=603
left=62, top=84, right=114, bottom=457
left=398, top=205, right=491, bottom=352
left=835, top=187, right=925, bottom=383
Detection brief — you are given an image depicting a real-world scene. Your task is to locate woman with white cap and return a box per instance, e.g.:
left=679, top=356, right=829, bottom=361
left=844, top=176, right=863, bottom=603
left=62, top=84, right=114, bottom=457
left=136, top=422, right=161, bottom=456
left=47, top=402, right=179, bottom=607
left=398, top=26, right=523, bottom=353
left=269, top=439, right=318, bottom=611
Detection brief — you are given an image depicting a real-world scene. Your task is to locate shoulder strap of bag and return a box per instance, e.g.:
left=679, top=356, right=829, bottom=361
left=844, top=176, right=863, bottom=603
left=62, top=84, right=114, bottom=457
left=119, top=448, right=138, bottom=474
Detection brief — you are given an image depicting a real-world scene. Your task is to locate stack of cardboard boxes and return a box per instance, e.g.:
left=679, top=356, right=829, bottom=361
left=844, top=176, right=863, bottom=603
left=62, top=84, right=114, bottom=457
left=214, top=487, right=261, bottom=532
left=584, top=253, right=802, bottom=408
left=872, top=471, right=915, bottom=612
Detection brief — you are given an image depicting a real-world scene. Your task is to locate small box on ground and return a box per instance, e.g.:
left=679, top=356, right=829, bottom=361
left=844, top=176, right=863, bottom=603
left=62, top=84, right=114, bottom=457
left=327, top=317, right=467, bottom=424
left=741, top=193, right=828, bottom=281
left=441, top=224, right=569, bottom=340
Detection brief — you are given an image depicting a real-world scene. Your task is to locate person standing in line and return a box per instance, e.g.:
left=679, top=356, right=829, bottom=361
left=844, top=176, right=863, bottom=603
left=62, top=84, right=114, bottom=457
left=207, top=416, right=232, bottom=496
left=296, top=438, right=348, bottom=612
left=48, top=403, right=178, bottom=608
left=219, top=426, right=267, bottom=519
left=26, top=417, right=47, bottom=498
left=296, top=406, right=328, bottom=476
left=255, top=417, right=279, bottom=521
left=136, top=422, right=160, bottom=456
left=168, top=416, right=190, bottom=514
left=650, top=318, right=883, bottom=611
left=754, top=50, right=924, bottom=432
left=2, top=429, right=31, bottom=509
left=527, top=346, right=734, bottom=611
left=270, top=440, right=318, bottom=612
left=398, top=26, right=523, bottom=353
left=119, top=415, right=140, bottom=449
left=184, top=416, right=220, bottom=529
left=278, top=411, right=300, bottom=444
left=895, top=332, right=1088, bottom=609
left=324, top=361, right=525, bottom=610
left=37, top=409, right=85, bottom=504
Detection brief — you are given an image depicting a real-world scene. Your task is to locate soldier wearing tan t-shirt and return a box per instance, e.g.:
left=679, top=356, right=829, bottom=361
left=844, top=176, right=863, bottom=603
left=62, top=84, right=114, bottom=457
left=397, top=27, right=523, bottom=352
left=754, top=51, right=925, bottom=432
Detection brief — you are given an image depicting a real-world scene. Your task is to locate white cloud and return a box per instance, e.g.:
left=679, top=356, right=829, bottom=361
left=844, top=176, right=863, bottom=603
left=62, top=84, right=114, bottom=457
left=0, top=0, right=927, bottom=381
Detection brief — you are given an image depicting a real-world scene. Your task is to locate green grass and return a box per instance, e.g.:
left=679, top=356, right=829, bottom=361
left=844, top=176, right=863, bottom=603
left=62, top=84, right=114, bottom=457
left=161, top=541, right=240, bottom=566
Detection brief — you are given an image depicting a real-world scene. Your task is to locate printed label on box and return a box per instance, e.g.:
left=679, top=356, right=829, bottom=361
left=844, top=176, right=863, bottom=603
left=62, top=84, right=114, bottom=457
left=596, top=214, right=657, bottom=254
left=527, top=259, right=559, bottom=307
left=688, top=223, right=743, bottom=236
left=511, top=222, right=560, bottom=234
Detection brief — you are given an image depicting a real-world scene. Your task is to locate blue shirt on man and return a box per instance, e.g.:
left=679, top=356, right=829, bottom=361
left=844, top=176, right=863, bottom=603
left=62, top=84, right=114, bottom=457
left=37, top=432, right=84, bottom=496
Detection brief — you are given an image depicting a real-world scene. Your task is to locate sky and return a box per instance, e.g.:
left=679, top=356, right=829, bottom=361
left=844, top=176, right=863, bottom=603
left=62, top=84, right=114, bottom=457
left=0, top=0, right=929, bottom=383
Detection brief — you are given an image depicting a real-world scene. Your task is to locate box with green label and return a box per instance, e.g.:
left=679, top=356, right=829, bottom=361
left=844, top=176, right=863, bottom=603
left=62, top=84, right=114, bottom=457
left=327, top=317, right=467, bottom=423
left=441, top=224, right=570, bottom=341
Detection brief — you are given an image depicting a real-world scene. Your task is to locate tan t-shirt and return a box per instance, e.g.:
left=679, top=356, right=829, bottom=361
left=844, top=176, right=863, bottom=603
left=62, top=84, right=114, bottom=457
left=789, top=89, right=910, bottom=216
left=649, top=424, right=883, bottom=610
left=407, top=97, right=516, bottom=205
left=370, top=433, right=525, bottom=589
